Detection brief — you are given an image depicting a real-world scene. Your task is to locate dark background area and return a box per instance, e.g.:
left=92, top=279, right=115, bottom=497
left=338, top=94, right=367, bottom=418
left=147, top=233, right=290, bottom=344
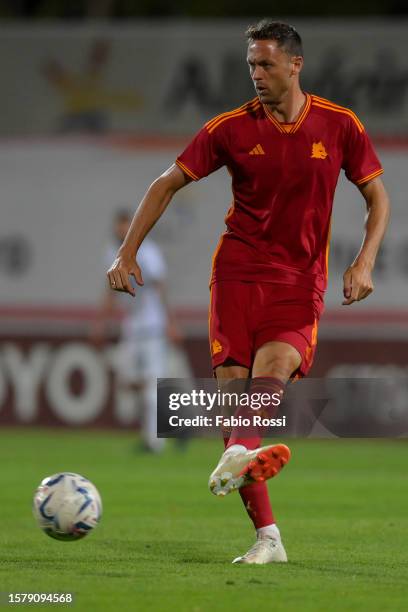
left=1, top=0, right=407, bottom=18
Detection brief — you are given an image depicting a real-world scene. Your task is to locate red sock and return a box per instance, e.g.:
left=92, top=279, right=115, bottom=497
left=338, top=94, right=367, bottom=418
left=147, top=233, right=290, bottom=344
left=226, top=377, right=285, bottom=450
left=223, top=433, right=274, bottom=529
left=239, top=481, right=275, bottom=528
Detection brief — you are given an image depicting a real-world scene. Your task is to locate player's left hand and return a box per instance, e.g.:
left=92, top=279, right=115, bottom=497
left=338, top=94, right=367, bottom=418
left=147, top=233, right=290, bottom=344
left=342, top=262, right=374, bottom=305
left=107, top=254, right=144, bottom=296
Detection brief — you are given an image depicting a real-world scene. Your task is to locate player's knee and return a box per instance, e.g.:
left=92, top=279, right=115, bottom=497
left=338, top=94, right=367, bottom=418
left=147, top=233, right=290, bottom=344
left=254, top=351, right=301, bottom=380
left=215, top=363, right=249, bottom=382
left=215, top=368, right=248, bottom=418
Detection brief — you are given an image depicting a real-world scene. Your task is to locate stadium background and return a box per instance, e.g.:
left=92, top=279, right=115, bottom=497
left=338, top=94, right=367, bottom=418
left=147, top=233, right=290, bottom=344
left=1, top=4, right=407, bottom=428
left=1, top=4, right=408, bottom=612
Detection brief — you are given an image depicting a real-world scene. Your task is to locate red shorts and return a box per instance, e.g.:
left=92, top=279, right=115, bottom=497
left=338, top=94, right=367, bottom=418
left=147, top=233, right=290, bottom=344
left=209, top=281, right=324, bottom=377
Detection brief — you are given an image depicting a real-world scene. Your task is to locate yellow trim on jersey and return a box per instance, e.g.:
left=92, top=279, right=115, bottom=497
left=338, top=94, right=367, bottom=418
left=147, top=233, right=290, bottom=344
left=175, top=159, right=200, bottom=181
left=208, top=283, right=213, bottom=351
left=208, top=233, right=225, bottom=295
left=205, top=98, right=259, bottom=130
left=263, top=106, right=286, bottom=133
left=311, top=97, right=364, bottom=133
left=312, top=102, right=364, bottom=133
left=291, top=93, right=312, bottom=133
left=355, top=168, right=384, bottom=185
left=311, top=317, right=319, bottom=347
left=206, top=99, right=261, bottom=134
left=263, top=93, right=311, bottom=134
left=311, top=95, right=365, bottom=131
left=207, top=110, right=249, bottom=134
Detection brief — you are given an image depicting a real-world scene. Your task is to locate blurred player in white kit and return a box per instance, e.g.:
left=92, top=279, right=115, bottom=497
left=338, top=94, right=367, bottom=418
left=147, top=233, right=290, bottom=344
left=94, top=209, right=181, bottom=452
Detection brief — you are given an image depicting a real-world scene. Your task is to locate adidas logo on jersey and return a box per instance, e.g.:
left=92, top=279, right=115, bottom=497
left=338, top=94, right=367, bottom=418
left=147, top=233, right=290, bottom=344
left=249, top=144, right=265, bottom=155
left=311, top=141, right=328, bottom=159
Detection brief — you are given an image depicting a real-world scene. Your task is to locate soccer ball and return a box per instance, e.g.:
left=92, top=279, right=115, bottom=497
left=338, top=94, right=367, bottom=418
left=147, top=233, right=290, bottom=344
left=33, top=472, right=102, bottom=541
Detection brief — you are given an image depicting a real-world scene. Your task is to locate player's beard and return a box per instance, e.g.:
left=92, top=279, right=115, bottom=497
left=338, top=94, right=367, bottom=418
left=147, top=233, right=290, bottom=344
left=257, top=91, right=283, bottom=108
left=258, top=84, right=291, bottom=109
left=254, top=81, right=289, bottom=107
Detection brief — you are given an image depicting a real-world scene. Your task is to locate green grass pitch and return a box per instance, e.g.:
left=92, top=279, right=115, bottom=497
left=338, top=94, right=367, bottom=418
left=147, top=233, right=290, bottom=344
left=0, top=430, right=407, bottom=611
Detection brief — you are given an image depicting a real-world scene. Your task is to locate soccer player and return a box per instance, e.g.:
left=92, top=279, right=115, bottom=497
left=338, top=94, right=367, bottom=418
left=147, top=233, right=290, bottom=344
left=94, top=209, right=180, bottom=452
left=107, top=20, right=390, bottom=563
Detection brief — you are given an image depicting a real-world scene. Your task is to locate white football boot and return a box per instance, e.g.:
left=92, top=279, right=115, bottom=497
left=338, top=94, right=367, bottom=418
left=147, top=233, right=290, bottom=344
left=232, top=532, right=288, bottom=564
left=208, top=443, right=291, bottom=497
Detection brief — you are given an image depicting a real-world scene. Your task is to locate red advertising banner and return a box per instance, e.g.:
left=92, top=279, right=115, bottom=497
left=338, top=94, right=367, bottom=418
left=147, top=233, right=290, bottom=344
left=1, top=332, right=407, bottom=428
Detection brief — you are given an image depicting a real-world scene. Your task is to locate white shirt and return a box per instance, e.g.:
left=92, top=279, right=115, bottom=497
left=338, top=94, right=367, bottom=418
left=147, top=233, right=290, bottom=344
left=106, top=238, right=167, bottom=340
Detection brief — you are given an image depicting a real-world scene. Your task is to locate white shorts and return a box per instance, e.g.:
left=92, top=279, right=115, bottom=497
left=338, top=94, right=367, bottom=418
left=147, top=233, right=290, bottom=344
left=116, top=336, right=167, bottom=384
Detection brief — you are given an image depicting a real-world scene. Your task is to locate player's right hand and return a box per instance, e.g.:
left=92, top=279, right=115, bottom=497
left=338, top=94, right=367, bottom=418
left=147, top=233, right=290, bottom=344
left=107, top=255, right=144, bottom=296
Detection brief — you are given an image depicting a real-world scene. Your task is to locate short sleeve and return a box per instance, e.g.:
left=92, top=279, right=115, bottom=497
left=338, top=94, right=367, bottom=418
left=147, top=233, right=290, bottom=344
left=342, top=116, right=383, bottom=186
left=176, top=123, right=227, bottom=181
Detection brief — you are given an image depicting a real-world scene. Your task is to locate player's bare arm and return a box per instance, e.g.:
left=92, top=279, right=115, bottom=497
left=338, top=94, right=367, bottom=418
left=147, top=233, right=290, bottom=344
left=342, top=176, right=390, bottom=305
left=107, top=164, right=190, bottom=295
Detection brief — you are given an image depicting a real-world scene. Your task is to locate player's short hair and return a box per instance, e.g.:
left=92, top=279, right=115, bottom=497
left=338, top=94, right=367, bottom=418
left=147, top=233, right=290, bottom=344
left=245, top=19, right=303, bottom=58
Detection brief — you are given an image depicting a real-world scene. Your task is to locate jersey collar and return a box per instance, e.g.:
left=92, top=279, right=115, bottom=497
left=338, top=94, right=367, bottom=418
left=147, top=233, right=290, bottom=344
left=263, top=92, right=311, bottom=134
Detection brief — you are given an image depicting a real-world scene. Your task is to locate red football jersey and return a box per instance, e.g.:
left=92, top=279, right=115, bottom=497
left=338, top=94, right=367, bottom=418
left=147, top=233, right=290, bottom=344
left=176, top=93, right=383, bottom=294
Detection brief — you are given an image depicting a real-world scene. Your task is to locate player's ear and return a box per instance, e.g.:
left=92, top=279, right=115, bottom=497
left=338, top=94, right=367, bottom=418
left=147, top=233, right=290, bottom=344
left=291, top=55, right=303, bottom=76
